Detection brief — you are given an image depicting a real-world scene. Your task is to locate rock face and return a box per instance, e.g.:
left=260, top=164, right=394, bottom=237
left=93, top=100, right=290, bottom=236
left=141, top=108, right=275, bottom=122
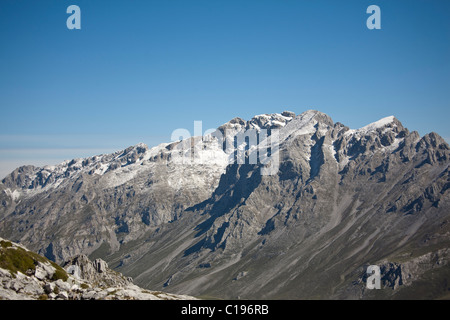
left=63, top=254, right=130, bottom=288
left=1, top=110, right=449, bottom=299
left=346, top=247, right=450, bottom=299
left=0, top=140, right=228, bottom=263
left=0, top=237, right=196, bottom=300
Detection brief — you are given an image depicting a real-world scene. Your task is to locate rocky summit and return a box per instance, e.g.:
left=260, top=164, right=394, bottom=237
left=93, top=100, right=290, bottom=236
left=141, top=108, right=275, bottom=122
left=0, top=110, right=449, bottom=299
left=0, top=237, right=196, bottom=300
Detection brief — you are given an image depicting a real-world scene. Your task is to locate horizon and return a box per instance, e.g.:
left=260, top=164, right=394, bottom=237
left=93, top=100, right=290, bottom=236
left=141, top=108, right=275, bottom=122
left=1, top=0, right=449, bottom=179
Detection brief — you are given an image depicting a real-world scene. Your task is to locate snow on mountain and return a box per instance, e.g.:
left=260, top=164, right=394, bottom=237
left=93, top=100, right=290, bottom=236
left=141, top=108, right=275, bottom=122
left=1, top=111, right=406, bottom=199
left=247, top=111, right=295, bottom=130
left=345, top=115, right=396, bottom=136
left=1, top=109, right=449, bottom=300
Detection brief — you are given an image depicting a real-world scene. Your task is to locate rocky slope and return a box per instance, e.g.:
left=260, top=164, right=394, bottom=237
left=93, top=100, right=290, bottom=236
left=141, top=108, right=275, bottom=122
left=0, top=237, right=195, bottom=300
left=1, top=110, right=449, bottom=299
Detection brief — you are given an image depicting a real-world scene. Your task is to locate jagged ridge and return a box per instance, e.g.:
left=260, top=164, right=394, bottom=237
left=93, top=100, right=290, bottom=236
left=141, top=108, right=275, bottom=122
left=0, top=110, right=449, bottom=299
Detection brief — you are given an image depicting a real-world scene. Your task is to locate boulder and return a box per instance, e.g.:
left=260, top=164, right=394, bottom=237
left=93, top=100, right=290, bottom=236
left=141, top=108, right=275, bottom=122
left=22, top=282, right=44, bottom=296
left=93, top=259, right=108, bottom=273
left=81, top=290, right=97, bottom=300
left=57, top=291, right=69, bottom=300
left=44, top=282, right=55, bottom=294
left=39, top=262, right=56, bottom=279
left=34, top=266, right=47, bottom=281
left=55, top=279, right=71, bottom=292
left=9, top=279, right=24, bottom=292
left=48, top=292, right=57, bottom=299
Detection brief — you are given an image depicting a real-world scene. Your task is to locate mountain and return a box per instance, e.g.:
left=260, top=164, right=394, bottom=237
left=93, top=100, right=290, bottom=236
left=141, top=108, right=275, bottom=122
left=0, top=237, right=196, bottom=300
left=0, top=110, right=449, bottom=299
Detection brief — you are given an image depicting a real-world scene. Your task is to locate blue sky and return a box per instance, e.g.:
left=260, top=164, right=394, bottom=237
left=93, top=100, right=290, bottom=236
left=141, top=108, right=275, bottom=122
left=0, top=0, right=449, bottom=178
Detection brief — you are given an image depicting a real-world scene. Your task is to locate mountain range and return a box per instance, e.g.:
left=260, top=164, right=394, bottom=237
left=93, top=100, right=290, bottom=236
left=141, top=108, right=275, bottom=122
left=1, top=110, right=449, bottom=299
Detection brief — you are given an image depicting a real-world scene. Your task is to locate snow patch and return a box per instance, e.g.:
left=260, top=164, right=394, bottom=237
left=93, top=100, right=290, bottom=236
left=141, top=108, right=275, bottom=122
left=358, top=115, right=395, bottom=132
left=346, top=116, right=395, bottom=136
left=3, top=188, right=21, bottom=202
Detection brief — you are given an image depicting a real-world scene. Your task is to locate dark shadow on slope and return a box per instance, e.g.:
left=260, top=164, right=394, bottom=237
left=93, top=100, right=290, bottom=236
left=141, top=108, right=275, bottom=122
left=44, top=243, right=56, bottom=262
left=183, top=238, right=206, bottom=256
left=183, top=163, right=262, bottom=256
left=307, top=132, right=325, bottom=183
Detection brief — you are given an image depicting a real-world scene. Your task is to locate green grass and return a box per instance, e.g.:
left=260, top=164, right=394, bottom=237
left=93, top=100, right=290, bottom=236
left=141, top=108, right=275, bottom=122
left=0, top=240, right=13, bottom=248
left=51, top=267, right=68, bottom=281
left=0, top=246, right=37, bottom=276
left=0, top=241, right=68, bottom=281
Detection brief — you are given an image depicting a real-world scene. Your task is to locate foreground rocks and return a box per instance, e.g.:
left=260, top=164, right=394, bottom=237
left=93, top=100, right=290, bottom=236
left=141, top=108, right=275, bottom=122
left=0, top=237, right=196, bottom=300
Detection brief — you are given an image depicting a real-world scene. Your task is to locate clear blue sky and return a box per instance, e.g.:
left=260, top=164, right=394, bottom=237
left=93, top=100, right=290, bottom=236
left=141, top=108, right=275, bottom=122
left=0, top=0, right=449, bottom=178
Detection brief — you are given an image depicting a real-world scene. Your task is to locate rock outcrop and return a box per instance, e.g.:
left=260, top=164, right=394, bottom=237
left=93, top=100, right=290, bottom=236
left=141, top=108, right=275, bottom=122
left=0, top=237, right=196, bottom=300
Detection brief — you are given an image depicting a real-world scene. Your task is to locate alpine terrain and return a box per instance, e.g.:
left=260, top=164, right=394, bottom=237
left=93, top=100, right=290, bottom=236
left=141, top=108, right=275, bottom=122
left=0, top=237, right=196, bottom=300
left=0, top=110, right=449, bottom=299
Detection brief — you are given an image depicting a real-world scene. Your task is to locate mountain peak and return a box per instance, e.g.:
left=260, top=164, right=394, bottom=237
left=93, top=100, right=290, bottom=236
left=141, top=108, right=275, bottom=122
left=343, top=115, right=407, bottom=138
left=357, top=115, right=395, bottom=131
left=248, top=112, right=295, bottom=129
